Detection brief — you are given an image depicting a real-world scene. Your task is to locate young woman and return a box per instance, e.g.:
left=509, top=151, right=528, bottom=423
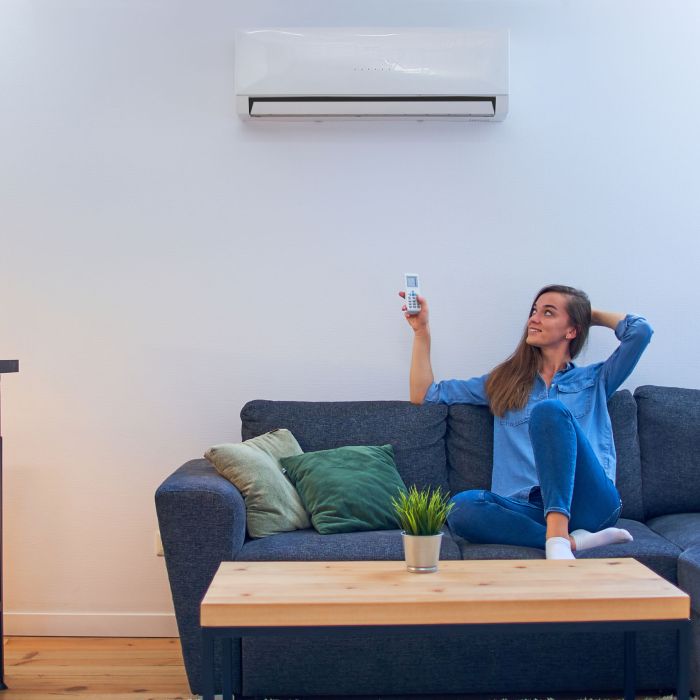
left=400, top=284, right=653, bottom=559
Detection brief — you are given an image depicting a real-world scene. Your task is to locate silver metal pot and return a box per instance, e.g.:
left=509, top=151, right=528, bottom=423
left=401, top=532, right=443, bottom=573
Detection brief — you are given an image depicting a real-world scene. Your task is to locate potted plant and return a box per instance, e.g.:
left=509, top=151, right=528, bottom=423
left=392, top=485, right=454, bottom=573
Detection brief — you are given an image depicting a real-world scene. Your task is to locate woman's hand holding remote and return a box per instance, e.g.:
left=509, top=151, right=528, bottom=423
left=399, top=291, right=430, bottom=333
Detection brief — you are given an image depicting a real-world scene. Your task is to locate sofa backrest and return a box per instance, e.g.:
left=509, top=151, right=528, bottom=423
left=444, top=390, right=645, bottom=522
left=445, top=404, right=493, bottom=495
left=240, top=400, right=450, bottom=493
left=608, top=390, right=645, bottom=521
left=636, top=385, right=700, bottom=520
left=239, top=391, right=647, bottom=520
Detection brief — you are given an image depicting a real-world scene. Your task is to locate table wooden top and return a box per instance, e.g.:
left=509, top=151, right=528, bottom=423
left=201, top=559, right=690, bottom=628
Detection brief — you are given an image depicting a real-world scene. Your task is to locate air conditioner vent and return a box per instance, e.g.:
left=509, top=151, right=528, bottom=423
left=248, top=96, right=497, bottom=118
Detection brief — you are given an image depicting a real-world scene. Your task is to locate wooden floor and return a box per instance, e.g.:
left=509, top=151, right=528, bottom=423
left=0, top=637, right=685, bottom=700
left=2, top=637, right=193, bottom=699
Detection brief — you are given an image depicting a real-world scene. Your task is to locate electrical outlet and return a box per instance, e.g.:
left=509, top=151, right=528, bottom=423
left=154, top=530, right=164, bottom=557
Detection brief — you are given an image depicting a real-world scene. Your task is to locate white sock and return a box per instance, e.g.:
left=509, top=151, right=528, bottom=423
left=546, top=536, right=575, bottom=560
left=571, top=527, right=633, bottom=552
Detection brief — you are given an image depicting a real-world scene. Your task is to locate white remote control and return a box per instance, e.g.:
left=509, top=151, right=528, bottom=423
left=404, top=273, right=421, bottom=315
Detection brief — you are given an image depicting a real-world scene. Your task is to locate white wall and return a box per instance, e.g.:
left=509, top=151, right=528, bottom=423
left=1, top=0, right=698, bottom=635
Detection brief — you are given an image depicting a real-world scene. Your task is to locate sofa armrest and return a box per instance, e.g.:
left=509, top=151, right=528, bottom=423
left=155, top=458, right=246, bottom=693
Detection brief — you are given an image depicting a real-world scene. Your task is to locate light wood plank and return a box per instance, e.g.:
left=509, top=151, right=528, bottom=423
left=201, top=559, right=690, bottom=627
left=3, top=637, right=192, bottom=698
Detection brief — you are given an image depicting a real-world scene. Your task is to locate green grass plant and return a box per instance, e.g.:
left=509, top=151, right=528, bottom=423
left=392, top=485, right=455, bottom=536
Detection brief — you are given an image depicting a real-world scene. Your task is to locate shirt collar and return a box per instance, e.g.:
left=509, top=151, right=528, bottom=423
left=556, top=361, right=576, bottom=376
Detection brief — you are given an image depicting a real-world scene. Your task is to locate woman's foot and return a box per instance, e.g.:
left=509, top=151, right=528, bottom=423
left=545, top=536, right=575, bottom=560
left=571, top=527, right=633, bottom=551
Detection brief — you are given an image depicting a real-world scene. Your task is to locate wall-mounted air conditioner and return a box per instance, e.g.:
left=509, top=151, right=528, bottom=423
left=235, top=28, right=509, bottom=121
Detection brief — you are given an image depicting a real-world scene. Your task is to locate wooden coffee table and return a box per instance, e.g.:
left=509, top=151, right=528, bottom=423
left=200, top=559, right=690, bottom=700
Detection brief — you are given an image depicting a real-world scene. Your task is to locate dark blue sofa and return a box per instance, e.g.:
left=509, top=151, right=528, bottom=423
left=155, top=385, right=700, bottom=697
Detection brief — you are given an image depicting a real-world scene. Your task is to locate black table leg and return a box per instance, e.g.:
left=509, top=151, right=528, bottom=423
left=201, top=628, right=215, bottom=700
left=677, top=620, right=691, bottom=700
left=222, top=636, right=233, bottom=700
left=624, top=630, right=636, bottom=700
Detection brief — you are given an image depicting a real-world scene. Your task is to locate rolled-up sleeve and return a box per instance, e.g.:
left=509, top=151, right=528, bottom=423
left=423, top=374, right=490, bottom=406
left=601, top=314, right=654, bottom=398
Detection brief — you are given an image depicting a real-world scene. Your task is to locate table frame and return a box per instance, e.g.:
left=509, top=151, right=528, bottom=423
left=201, top=617, right=690, bottom=700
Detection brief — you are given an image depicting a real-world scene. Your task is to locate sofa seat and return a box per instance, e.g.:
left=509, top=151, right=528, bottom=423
left=236, top=527, right=462, bottom=562
left=647, top=512, right=700, bottom=551
left=456, top=540, right=545, bottom=560
left=575, top=519, right=682, bottom=584
left=452, top=519, right=681, bottom=583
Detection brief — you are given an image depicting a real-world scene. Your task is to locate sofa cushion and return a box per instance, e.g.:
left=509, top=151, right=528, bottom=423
left=280, top=445, right=406, bottom=534
left=647, top=512, right=700, bottom=551
left=608, top=390, right=644, bottom=521
left=235, top=527, right=461, bottom=562
left=636, top=385, right=700, bottom=519
left=241, top=400, right=449, bottom=493
left=678, top=546, right=700, bottom=614
left=204, top=429, right=310, bottom=538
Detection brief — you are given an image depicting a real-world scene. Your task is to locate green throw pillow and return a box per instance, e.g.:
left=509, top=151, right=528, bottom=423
left=279, top=445, right=407, bottom=535
left=205, top=429, right=311, bottom=538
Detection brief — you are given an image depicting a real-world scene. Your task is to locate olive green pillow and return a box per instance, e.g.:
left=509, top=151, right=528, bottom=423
left=279, top=445, right=407, bottom=535
left=205, top=429, right=310, bottom=538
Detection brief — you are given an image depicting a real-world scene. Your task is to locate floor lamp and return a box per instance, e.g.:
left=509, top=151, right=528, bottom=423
left=0, top=359, right=19, bottom=690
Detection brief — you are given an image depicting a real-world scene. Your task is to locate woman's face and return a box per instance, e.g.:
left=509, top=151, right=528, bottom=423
left=525, top=292, right=577, bottom=351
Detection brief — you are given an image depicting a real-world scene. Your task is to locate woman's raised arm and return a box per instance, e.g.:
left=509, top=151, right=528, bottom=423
left=592, top=309, right=654, bottom=397
left=400, top=292, right=434, bottom=404
left=590, top=308, right=626, bottom=330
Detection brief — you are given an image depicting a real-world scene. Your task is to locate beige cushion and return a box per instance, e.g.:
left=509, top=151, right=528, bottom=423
left=205, top=429, right=310, bottom=538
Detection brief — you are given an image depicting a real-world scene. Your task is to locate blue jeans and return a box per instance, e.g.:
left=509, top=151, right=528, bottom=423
left=447, top=399, right=622, bottom=549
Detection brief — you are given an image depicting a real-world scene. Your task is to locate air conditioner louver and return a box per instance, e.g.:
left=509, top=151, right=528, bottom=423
left=248, top=96, right=497, bottom=118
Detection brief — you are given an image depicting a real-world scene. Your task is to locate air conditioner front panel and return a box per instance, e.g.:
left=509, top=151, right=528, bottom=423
left=235, top=28, right=509, bottom=121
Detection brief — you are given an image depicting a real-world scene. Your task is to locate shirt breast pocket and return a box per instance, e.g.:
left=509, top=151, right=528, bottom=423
left=557, top=377, right=597, bottom=418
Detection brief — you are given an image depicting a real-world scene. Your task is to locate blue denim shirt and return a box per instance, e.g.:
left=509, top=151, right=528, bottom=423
left=424, top=314, right=653, bottom=499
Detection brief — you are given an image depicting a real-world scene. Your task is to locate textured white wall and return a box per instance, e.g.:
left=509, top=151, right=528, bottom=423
left=1, top=0, right=698, bottom=634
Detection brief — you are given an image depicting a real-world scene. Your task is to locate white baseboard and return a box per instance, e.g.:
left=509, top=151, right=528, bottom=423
left=4, top=611, right=179, bottom=637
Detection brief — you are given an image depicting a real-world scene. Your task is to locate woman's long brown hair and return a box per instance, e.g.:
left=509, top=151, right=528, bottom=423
left=485, top=285, right=592, bottom=417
